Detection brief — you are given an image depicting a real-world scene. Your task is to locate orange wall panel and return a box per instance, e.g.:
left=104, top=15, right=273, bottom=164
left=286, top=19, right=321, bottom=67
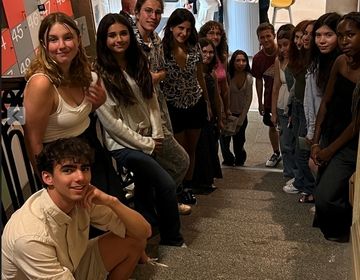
left=56, top=0, right=74, bottom=16
left=1, top=29, right=17, bottom=74
left=2, top=0, right=26, bottom=29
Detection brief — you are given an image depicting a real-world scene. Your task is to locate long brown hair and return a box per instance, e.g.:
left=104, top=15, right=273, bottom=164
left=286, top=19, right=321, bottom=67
left=288, top=20, right=314, bottom=75
left=25, top=12, right=91, bottom=87
left=94, top=13, right=153, bottom=105
left=199, top=21, right=228, bottom=64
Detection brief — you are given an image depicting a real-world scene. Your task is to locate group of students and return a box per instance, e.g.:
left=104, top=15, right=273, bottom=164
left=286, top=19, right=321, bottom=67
left=266, top=12, right=360, bottom=243
left=1, top=1, right=359, bottom=278
left=1, top=1, right=251, bottom=278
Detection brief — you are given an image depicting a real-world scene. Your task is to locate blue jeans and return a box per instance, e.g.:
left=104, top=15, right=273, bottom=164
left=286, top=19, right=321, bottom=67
left=111, top=148, right=183, bottom=246
left=292, top=99, right=315, bottom=194
left=277, top=109, right=297, bottom=178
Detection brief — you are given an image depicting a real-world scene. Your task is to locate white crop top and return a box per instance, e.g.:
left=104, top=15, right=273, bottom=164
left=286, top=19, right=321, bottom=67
left=26, top=73, right=92, bottom=143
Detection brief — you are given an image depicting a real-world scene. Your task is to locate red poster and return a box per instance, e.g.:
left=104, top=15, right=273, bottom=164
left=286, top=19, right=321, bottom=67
left=2, top=0, right=26, bottom=29
left=56, top=0, right=73, bottom=17
left=41, top=0, right=59, bottom=17
left=1, top=29, right=17, bottom=74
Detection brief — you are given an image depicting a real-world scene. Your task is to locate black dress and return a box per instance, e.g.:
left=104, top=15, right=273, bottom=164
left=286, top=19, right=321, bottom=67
left=192, top=73, right=223, bottom=191
left=314, top=73, right=358, bottom=241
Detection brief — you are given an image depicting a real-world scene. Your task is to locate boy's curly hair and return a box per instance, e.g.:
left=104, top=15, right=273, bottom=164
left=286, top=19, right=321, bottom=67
left=36, top=138, right=94, bottom=175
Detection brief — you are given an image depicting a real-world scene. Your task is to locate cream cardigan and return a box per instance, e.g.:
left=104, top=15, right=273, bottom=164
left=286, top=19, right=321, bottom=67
left=96, top=71, right=163, bottom=155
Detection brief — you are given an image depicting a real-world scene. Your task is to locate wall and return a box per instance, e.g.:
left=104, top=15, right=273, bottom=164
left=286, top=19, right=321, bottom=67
left=1, top=0, right=93, bottom=76
left=326, top=0, right=359, bottom=13
left=352, top=136, right=360, bottom=279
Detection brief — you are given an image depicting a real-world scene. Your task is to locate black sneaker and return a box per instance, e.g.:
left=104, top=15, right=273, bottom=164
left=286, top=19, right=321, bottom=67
left=178, top=189, right=197, bottom=205
left=222, top=160, right=235, bottom=166
left=265, top=153, right=282, bottom=167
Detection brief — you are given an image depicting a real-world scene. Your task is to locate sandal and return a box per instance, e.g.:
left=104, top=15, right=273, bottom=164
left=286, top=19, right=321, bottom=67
left=298, top=194, right=315, bottom=204
left=178, top=189, right=197, bottom=205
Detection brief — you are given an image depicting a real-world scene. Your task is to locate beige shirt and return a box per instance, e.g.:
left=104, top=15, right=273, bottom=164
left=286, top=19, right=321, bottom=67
left=2, top=189, right=125, bottom=280
left=229, top=73, right=253, bottom=127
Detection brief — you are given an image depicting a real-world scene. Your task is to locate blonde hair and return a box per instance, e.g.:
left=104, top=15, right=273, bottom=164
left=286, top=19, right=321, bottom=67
left=25, top=12, right=91, bottom=88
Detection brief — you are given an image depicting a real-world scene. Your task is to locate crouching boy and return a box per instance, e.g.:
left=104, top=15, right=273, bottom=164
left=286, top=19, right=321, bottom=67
left=2, top=137, right=151, bottom=280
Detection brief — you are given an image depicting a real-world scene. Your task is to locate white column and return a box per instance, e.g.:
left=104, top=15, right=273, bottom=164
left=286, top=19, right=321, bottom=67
left=225, top=0, right=259, bottom=56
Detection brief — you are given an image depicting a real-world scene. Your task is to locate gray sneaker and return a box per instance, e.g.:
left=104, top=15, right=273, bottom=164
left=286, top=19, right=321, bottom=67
left=266, top=153, right=282, bottom=167
left=283, top=183, right=300, bottom=194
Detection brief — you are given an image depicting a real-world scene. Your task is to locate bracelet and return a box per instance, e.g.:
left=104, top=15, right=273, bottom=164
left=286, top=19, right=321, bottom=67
left=311, top=144, right=320, bottom=149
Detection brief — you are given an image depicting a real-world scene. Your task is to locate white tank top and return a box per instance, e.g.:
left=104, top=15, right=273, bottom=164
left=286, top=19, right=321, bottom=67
left=277, top=67, right=291, bottom=110
left=26, top=73, right=92, bottom=143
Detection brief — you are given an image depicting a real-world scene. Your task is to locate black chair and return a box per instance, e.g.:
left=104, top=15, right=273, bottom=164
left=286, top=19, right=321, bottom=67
left=1, top=76, right=42, bottom=229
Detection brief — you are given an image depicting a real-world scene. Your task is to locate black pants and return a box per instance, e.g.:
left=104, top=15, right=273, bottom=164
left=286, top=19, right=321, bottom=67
left=314, top=145, right=356, bottom=239
left=80, top=115, right=126, bottom=202
left=111, top=148, right=184, bottom=246
left=193, top=120, right=222, bottom=187
left=220, top=116, right=248, bottom=165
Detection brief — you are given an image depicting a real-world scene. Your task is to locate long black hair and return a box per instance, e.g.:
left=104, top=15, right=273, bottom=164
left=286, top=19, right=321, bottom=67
left=308, top=12, right=341, bottom=93
left=94, top=13, right=153, bottom=105
left=228, top=50, right=251, bottom=79
left=162, top=8, right=198, bottom=60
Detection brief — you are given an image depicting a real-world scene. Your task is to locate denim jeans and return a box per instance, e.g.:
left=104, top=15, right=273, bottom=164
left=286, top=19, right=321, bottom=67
left=277, top=108, right=297, bottom=178
left=292, top=99, right=315, bottom=194
left=111, top=148, right=183, bottom=246
left=153, top=127, right=189, bottom=187
left=220, top=116, right=248, bottom=165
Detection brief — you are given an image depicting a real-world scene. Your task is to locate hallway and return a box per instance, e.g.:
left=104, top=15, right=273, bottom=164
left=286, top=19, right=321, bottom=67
left=133, top=111, right=351, bottom=279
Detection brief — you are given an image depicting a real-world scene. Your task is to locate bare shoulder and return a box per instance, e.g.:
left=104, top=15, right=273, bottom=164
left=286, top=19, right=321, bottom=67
left=24, top=75, right=56, bottom=109
left=334, top=54, right=347, bottom=72
left=25, top=75, right=56, bottom=100
left=26, top=74, right=54, bottom=91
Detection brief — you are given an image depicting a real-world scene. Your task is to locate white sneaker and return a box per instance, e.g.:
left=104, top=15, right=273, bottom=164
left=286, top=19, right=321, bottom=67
left=178, top=203, right=192, bottom=215
left=124, top=183, right=135, bottom=191
left=283, top=183, right=300, bottom=194
left=125, top=192, right=134, bottom=200
left=286, top=178, right=295, bottom=185
left=265, top=153, right=282, bottom=167
left=124, top=183, right=135, bottom=199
